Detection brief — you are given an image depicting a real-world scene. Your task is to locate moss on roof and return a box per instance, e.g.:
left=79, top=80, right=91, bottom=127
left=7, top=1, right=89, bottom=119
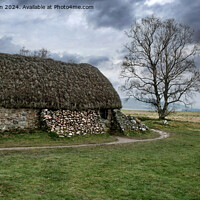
left=0, top=53, right=122, bottom=110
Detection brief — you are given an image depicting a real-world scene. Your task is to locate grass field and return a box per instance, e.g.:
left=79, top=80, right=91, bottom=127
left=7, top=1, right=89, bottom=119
left=0, top=111, right=200, bottom=199
left=122, top=110, right=200, bottom=123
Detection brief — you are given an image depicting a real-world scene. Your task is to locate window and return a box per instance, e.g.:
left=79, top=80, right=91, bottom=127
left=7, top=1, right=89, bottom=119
left=100, top=109, right=108, bottom=119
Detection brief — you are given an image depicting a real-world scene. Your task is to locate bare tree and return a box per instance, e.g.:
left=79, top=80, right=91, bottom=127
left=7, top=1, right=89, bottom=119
left=33, top=48, right=50, bottom=58
left=19, top=46, right=30, bottom=56
left=121, top=16, right=200, bottom=119
left=19, top=47, right=50, bottom=58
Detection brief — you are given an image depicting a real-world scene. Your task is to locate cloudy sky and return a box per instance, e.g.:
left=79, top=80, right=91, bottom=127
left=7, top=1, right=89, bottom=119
left=0, top=0, right=200, bottom=108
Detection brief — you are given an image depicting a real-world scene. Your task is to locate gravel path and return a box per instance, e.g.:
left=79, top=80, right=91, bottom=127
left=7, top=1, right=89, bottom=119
left=0, top=129, right=170, bottom=151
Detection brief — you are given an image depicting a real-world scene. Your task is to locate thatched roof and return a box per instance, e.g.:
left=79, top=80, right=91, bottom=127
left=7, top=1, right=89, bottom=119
left=0, top=53, right=121, bottom=110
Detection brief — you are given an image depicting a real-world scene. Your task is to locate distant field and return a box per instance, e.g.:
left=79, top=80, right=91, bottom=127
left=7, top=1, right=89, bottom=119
left=122, top=110, right=200, bottom=123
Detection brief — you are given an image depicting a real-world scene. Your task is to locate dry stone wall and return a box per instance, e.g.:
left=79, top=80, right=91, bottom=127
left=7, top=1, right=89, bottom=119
left=113, top=109, right=148, bottom=134
left=0, top=108, right=40, bottom=132
left=0, top=107, right=148, bottom=136
left=41, top=109, right=106, bottom=137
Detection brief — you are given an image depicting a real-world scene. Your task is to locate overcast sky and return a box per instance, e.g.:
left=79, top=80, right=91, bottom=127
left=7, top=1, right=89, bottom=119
left=0, top=0, right=200, bottom=108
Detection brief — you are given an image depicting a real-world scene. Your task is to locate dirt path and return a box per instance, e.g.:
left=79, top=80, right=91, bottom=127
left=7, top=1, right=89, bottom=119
left=0, top=129, right=170, bottom=151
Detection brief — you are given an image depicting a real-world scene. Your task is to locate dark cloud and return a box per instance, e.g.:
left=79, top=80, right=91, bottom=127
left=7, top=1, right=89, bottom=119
left=0, top=36, right=21, bottom=54
left=88, top=56, right=109, bottom=66
left=13, top=0, right=136, bottom=30
left=86, top=0, right=200, bottom=34
left=194, top=57, right=200, bottom=70
left=175, top=0, right=200, bottom=41
left=86, top=0, right=137, bottom=29
left=146, top=0, right=200, bottom=41
left=4, top=0, right=200, bottom=36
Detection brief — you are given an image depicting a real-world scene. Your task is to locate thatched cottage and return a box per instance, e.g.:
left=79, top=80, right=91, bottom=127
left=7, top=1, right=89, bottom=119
left=0, top=53, right=147, bottom=136
left=0, top=53, right=125, bottom=136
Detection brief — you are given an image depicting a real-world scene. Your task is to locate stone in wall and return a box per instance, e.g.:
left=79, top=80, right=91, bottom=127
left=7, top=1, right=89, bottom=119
left=41, top=109, right=106, bottom=137
left=0, top=108, right=40, bottom=132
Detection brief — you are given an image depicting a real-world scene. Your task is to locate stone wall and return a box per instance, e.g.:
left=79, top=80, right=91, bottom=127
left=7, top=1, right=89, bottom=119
left=0, top=108, right=148, bottom=136
left=112, top=109, right=148, bottom=134
left=41, top=109, right=106, bottom=137
left=0, top=108, right=40, bottom=132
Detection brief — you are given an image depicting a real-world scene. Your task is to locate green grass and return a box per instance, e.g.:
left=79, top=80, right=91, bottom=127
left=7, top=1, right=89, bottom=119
left=121, top=129, right=160, bottom=139
left=0, top=128, right=160, bottom=148
left=0, top=119, right=200, bottom=199
left=141, top=117, right=200, bottom=135
left=0, top=130, right=118, bottom=148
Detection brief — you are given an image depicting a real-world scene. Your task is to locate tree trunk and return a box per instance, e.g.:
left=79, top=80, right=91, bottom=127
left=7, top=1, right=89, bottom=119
left=158, top=109, right=167, bottom=120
